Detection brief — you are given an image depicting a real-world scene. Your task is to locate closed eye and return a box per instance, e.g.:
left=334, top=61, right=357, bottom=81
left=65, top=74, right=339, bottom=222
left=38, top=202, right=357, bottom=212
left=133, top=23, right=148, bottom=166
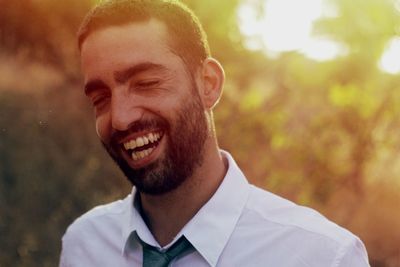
left=92, top=92, right=111, bottom=107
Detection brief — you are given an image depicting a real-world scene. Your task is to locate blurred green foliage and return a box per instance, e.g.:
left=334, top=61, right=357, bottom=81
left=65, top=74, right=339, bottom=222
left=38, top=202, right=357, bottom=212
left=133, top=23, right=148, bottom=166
left=1, top=0, right=400, bottom=266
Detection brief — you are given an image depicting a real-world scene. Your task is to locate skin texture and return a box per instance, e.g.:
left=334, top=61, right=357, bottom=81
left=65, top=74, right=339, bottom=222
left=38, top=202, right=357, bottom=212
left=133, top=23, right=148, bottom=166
left=80, top=18, right=227, bottom=246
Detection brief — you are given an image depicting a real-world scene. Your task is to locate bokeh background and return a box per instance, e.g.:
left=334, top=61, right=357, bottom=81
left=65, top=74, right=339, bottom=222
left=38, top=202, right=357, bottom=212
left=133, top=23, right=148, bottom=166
left=1, top=0, right=400, bottom=266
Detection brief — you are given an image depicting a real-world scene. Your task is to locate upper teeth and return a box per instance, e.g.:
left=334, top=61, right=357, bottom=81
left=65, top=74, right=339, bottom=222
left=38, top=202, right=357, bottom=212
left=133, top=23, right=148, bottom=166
left=123, top=132, right=162, bottom=150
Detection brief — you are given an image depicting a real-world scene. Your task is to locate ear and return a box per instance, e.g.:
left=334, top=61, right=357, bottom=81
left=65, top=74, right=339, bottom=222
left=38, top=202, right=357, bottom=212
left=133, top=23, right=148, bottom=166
left=199, top=58, right=225, bottom=110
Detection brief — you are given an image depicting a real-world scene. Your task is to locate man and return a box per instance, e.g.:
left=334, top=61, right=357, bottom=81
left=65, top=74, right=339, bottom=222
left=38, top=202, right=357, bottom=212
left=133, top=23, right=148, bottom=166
left=60, top=0, right=370, bottom=266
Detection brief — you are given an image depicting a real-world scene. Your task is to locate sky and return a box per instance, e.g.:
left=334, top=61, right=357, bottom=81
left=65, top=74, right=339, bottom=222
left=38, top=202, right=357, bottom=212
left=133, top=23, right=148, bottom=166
left=238, top=0, right=400, bottom=74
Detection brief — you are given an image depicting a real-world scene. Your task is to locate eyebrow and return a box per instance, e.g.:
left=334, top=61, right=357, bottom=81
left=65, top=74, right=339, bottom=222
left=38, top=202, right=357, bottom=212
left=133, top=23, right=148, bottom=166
left=114, top=62, right=169, bottom=84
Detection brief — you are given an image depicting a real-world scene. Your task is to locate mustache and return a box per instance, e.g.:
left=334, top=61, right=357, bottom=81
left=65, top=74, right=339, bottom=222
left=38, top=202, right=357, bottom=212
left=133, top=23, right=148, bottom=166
left=110, top=117, right=169, bottom=143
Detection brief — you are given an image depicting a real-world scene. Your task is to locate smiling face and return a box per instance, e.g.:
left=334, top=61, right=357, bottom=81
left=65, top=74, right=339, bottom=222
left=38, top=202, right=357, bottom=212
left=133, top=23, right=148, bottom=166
left=80, top=19, right=209, bottom=195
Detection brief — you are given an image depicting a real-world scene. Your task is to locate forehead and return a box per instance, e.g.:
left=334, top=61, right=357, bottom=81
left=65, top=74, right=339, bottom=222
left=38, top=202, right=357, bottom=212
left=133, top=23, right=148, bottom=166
left=80, top=19, right=180, bottom=80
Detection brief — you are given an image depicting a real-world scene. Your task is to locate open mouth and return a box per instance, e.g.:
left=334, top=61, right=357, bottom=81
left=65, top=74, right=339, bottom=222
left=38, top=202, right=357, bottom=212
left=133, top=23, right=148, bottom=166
left=122, top=131, right=164, bottom=162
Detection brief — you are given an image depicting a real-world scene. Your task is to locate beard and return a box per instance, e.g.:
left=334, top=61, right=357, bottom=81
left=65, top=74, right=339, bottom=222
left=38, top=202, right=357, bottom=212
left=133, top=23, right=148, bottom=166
left=102, top=85, right=209, bottom=195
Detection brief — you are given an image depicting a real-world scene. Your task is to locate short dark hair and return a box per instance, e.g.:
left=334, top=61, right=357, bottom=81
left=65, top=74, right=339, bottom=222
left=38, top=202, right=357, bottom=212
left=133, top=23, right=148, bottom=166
left=77, top=0, right=210, bottom=72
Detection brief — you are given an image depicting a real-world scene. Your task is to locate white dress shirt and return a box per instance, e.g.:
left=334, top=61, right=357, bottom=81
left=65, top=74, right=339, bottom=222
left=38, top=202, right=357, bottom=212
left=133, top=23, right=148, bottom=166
left=60, top=151, right=370, bottom=267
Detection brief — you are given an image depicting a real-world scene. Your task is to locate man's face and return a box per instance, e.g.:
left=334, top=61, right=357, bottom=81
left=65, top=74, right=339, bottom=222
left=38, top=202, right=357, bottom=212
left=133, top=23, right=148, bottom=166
left=80, top=19, right=209, bottom=195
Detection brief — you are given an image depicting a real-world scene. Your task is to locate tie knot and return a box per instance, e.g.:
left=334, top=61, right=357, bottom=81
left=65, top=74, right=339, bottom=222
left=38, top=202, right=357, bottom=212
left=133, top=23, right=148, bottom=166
left=140, top=236, right=193, bottom=267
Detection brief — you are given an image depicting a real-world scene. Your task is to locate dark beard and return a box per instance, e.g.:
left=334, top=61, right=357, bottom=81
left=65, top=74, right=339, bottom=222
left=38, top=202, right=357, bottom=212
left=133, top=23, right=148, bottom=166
left=102, top=88, right=208, bottom=195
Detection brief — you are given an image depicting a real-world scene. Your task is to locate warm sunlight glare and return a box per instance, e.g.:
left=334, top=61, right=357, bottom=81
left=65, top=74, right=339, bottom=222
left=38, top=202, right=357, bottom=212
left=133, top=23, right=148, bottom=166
left=379, top=37, right=400, bottom=74
left=238, top=0, right=345, bottom=61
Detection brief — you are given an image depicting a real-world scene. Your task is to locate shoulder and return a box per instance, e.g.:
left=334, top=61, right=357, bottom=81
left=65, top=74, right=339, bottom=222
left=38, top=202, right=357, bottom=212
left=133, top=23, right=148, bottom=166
left=64, top=194, right=131, bottom=237
left=60, top=194, right=132, bottom=265
left=228, top=185, right=369, bottom=266
left=243, top=185, right=354, bottom=242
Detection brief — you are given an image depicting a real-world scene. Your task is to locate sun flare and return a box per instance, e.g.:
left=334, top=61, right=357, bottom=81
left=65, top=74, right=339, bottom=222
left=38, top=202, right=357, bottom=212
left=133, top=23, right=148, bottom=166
left=238, top=0, right=345, bottom=61
left=238, top=0, right=400, bottom=73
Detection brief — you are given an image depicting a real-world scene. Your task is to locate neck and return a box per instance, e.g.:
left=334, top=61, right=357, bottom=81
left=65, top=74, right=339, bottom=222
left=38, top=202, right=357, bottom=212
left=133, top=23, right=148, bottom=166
left=139, top=140, right=227, bottom=247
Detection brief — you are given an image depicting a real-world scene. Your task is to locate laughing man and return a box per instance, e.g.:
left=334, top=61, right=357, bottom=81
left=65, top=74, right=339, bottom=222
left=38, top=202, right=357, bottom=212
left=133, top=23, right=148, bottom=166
left=60, top=1, right=370, bottom=266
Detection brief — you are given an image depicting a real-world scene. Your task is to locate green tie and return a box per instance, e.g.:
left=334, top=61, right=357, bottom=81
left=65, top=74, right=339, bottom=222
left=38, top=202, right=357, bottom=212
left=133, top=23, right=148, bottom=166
left=140, top=236, right=193, bottom=267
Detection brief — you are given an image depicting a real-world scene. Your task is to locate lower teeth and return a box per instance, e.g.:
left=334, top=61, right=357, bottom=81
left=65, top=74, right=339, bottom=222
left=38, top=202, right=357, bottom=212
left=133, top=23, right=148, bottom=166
left=132, top=147, right=155, bottom=161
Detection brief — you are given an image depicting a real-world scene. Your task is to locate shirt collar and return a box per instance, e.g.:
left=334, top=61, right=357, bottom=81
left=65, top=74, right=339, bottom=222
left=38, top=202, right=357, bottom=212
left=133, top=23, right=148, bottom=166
left=121, top=150, right=250, bottom=266
left=121, top=188, right=159, bottom=255
left=180, top=150, right=250, bottom=266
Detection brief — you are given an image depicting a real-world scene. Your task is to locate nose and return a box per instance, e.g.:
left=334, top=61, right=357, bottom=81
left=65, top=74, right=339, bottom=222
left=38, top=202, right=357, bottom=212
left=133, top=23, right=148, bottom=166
left=110, top=90, right=143, bottom=131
